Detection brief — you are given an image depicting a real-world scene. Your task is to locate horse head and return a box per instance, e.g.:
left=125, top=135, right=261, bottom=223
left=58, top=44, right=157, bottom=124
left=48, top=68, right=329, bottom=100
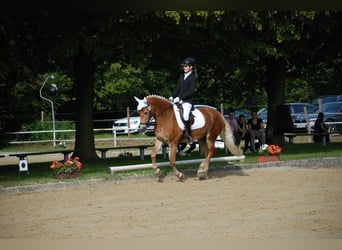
left=134, top=96, right=152, bottom=132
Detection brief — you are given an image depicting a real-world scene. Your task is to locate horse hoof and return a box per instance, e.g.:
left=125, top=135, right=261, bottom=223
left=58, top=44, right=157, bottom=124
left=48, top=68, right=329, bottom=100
left=197, top=170, right=208, bottom=180
left=177, top=172, right=185, bottom=181
left=199, top=175, right=208, bottom=180
left=154, top=168, right=161, bottom=177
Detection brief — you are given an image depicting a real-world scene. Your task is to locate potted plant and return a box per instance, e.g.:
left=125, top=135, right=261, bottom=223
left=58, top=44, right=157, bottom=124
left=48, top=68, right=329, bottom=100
left=257, top=144, right=282, bottom=163
left=50, top=157, right=82, bottom=179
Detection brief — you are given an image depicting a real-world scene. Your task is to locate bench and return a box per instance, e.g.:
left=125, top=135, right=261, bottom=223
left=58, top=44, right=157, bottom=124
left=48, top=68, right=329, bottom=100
left=284, top=132, right=338, bottom=145
left=9, top=149, right=74, bottom=162
left=95, top=144, right=154, bottom=160
left=9, top=149, right=74, bottom=174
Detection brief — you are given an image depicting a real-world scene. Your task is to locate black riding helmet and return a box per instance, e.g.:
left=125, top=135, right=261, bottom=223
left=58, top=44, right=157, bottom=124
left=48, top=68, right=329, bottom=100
left=181, top=57, right=196, bottom=66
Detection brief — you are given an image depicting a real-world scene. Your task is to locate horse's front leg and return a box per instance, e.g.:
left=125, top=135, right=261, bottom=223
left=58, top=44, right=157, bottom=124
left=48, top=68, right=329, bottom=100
left=169, top=143, right=185, bottom=181
left=151, top=139, right=163, bottom=177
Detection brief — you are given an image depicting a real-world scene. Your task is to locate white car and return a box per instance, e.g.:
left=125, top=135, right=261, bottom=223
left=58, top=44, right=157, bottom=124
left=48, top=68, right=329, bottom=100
left=113, top=111, right=140, bottom=135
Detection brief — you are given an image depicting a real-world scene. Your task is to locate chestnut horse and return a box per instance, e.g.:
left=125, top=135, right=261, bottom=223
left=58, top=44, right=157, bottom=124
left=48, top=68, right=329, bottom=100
left=134, top=95, right=242, bottom=180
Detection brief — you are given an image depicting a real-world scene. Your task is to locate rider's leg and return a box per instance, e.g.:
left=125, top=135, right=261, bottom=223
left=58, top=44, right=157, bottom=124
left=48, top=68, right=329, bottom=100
left=182, top=102, right=193, bottom=143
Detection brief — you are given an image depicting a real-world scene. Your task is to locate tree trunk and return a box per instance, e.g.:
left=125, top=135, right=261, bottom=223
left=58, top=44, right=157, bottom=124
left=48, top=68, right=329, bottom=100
left=264, top=58, right=291, bottom=147
left=73, top=48, right=99, bottom=163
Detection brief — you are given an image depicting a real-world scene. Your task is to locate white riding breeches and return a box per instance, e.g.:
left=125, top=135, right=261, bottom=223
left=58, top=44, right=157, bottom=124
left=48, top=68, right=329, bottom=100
left=182, top=102, right=192, bottom=121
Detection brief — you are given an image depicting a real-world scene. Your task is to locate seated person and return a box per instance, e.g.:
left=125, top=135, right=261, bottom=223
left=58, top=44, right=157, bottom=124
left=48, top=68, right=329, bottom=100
left=247, top=111, right=265, bottom=152
left=226, top=108, right=239, bottom=146
left=237, top=114, right=251, bottom=153
left=313, top=112, right=330, bottom=143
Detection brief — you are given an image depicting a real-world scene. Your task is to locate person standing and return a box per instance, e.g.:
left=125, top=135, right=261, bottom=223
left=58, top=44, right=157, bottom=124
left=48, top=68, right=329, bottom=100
left=313, top=112, right=330, bottom=143
left=169, top=57, right=196, bottom=143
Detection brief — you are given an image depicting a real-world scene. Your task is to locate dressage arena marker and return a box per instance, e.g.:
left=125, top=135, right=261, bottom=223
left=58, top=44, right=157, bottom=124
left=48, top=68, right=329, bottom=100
left=106, top=155, right=245, bottom=174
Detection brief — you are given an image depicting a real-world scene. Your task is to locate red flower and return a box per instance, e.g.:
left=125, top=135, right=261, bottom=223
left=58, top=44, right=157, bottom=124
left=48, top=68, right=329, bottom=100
left=268, top=145, right=282, bottom=155
left=50, top=157, right=82, bottom=175
left=50, top=161, right=58, bottom=169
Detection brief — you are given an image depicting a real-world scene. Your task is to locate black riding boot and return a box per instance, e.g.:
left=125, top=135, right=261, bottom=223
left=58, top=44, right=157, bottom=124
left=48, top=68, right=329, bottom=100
left=184, top=120, right=193, bottom=143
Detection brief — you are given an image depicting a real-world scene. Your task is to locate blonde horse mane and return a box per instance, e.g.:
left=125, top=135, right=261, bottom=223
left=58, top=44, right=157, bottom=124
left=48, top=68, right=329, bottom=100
left=146, top=94, right=171, bottom=103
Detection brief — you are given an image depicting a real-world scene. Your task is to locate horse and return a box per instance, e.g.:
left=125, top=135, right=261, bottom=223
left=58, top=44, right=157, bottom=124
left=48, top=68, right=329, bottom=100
left=134, top=95, right=242, bottom=180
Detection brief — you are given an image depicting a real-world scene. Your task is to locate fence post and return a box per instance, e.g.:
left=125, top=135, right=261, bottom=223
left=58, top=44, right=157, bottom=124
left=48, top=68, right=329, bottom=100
left=127, top=107, right=130, bottom=138
left=112, top=126, right=117, bottom=147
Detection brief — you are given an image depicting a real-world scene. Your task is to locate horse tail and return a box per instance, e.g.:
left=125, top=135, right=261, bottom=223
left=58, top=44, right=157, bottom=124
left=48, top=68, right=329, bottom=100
left=220, top=118, right=243, bottom=156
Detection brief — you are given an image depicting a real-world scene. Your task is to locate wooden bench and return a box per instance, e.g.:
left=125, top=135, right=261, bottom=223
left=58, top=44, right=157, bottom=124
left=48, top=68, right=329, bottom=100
left=284, top=133, right=298, bottom=143
left=284, top=132, right=338, bottom=145
left=9, top=149, right=74, bottom=162
left=95, top=144, right=154, bottom=160
left=9, top=150, right=74, bottom=174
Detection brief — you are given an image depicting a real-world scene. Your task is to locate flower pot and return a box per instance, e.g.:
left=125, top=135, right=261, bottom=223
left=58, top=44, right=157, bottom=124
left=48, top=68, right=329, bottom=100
left=257, top=154, right=280, bottom=163
left=53, top=171, right=82, bottom=179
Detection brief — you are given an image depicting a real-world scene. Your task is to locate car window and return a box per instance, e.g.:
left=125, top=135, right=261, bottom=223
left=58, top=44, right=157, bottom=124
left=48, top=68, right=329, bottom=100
left=322, top=102, right=342, bottom=112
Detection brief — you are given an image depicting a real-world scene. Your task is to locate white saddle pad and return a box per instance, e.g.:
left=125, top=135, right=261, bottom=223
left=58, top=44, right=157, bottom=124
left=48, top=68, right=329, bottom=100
left=173, top=105, right=205, bottom=130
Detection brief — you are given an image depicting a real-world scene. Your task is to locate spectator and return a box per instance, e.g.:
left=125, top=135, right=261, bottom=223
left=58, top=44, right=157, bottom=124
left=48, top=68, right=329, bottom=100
left=226, top=108, right=240, bottom=146
left=237, top=114, right=251, bottom=153
left=313, top=112, right=330, bottom=143
left=247, top=111, right=265, bottom=152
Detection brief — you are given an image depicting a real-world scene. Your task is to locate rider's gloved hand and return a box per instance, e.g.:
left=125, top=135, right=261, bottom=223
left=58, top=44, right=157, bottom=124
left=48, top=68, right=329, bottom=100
left=173, top=97, right=180, bottom=103
left=168, top=96, right=174, bottom=102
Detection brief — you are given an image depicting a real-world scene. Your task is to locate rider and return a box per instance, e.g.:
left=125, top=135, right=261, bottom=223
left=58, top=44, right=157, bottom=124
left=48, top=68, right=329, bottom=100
left=169, top=57, right=196, bottom=143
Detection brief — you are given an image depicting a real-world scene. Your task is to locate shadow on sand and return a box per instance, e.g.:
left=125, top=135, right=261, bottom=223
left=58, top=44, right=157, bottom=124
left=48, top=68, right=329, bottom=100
left=156, top=164, right=248, bottom=182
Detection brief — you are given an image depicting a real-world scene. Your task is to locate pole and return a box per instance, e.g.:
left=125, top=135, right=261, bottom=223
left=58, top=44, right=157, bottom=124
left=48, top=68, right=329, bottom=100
left=39, top=75, right=56, bottom=147
left=127, top=107, right=130, bottom=138
left=51, top=101, right=56, bottom=147
left=106, top=155, right=245, bottom=174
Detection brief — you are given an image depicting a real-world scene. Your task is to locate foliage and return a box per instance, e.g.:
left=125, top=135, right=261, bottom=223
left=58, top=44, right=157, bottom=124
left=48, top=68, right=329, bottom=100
left=50, top=157, right=82, bottom=175
left=20, top=120, right=75, bottom=141
left=94, top=62, right=171, bottom=111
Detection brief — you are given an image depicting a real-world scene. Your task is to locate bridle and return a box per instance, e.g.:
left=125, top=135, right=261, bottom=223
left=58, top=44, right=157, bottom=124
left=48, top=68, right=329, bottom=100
left=139, top=101, right=172, bottom=125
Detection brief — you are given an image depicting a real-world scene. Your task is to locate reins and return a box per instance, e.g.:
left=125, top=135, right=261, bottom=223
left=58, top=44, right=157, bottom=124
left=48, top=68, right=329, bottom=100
left=154, top=104, right=172, bottom=118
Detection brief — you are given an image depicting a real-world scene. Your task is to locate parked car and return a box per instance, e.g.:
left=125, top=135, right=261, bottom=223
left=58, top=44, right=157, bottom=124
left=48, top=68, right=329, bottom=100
left=223, top=108, right=251, bottom=122
left=312, top=95, right=339, bottom=107
left=308, top=101, right=342, bottom=133
left=144, top=118, right=156, bottom=136
left=112, top=110, right=140, bottom=135
left=257, top=103, right=317, bottom=132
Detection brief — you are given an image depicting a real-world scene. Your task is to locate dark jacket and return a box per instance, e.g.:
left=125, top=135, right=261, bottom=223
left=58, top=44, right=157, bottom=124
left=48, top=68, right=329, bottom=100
left=172, top=72, right=196, bottom=104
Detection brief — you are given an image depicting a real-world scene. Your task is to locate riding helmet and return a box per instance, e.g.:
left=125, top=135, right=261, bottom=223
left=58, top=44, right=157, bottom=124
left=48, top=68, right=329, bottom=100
left=181, top=57, right=196, bottom=66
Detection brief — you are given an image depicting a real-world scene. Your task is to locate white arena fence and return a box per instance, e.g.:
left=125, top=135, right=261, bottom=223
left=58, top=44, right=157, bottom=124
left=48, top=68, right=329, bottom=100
left=4, top=121, right=341, bottom=147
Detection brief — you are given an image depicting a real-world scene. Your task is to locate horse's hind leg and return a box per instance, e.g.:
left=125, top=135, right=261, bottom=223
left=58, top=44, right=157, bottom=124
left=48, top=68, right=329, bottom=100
left=197, top=136, right=216, bottom=180
left=151, top=139, right=163, bottom=177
